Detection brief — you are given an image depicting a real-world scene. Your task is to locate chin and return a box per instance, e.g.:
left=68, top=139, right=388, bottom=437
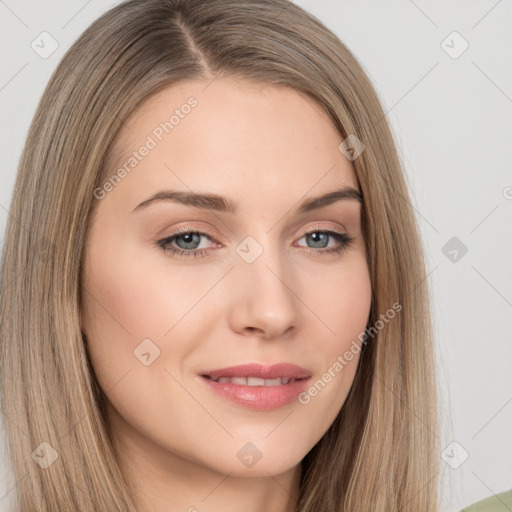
left=204, top=448, right=304, bottom=477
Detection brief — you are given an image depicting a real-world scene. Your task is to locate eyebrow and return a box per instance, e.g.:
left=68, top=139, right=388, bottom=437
left=132, top=186, right=362, bottom=214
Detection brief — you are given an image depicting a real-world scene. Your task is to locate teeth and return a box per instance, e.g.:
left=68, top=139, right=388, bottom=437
left=209, top=376, right=297, bottom=386
left=247, top=377, right=265, bottom=386
left=260, top=378, right=281, bottom=386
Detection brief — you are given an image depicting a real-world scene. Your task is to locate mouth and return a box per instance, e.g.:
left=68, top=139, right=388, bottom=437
left=198, top=363, right=312, bottom=411
left=201, top=375, right=309, bottom=386
left=199, top=362, right=312, bottom=382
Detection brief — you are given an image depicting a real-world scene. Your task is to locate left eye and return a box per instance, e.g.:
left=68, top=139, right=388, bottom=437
left=157, top=229, right=354, bottom=259
left=296, top=231, right=343, bottom=249
left=166, top=232, right=210, bottom=251
left=156, top=231, right=216, bottom=258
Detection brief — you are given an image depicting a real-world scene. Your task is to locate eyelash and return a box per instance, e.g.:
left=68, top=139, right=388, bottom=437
left=156, top=226, right=355, bottom=259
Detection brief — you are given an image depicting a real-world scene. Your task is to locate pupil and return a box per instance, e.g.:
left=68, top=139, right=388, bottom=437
left=308, top=232, right=328, bottom=248
left=177, top=233, right=200, bottom=250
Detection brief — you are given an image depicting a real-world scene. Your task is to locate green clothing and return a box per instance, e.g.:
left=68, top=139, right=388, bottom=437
left=461, top=490, right=512, bottom=511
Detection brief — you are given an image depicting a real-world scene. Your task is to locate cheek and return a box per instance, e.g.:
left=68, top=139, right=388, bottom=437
left=306, top=254, right=372, bottom=346
left=81, top=230, right=225, bottom=392
left=297, top=256, right=371, bottom=419
left=80, top=234, right=205, bottom=445
left=328, top=261, right=371, bottom=377
left=81, top=232, right=173, bottom=389
left=82, top=231, right=210, bottom=339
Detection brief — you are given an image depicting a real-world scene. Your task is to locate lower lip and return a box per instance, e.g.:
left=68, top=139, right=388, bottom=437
left=200, top=376, right=310, bottom=411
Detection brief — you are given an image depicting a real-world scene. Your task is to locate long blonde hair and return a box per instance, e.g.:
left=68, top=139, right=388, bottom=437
left=0, top=0, right=439, bottom=510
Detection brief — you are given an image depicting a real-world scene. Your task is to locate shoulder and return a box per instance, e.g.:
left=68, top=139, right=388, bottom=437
left=460, top=490, right=512, bottom=511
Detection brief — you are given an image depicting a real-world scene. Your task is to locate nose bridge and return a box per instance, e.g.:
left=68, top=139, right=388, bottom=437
left=229, top=232, right=301, bottom=338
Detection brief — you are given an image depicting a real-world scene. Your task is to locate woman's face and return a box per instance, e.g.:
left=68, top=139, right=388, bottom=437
left=81, top=78, right=372, bottom=482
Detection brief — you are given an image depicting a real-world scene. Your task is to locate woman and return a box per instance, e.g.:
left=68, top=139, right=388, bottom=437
left=0, top=0, right=440, bottom=510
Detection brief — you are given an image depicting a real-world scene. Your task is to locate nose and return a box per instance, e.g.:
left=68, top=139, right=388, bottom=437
left=227, top=245, right=302, bottom=340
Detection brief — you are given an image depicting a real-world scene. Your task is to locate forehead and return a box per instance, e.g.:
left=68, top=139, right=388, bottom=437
left=102, top=78, right=358, bottom=212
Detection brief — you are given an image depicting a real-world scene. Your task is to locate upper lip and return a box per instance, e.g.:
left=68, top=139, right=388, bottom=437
left=201, top=363, right=312, bottom=380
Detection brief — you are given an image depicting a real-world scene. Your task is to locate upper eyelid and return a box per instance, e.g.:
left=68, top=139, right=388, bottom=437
left=164, top=223, right=348, bottom=236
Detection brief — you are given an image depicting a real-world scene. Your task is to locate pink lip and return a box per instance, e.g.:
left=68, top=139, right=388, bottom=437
left=199, top=363, right=312, bottom=411
left=201, top=363, right=311, bottom=380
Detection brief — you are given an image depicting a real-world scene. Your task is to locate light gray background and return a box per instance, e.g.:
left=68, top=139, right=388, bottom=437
left=1, top=1, right=511, bottom=511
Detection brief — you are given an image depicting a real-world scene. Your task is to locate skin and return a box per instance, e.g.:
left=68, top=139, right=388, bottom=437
left=81, top=77, right=372, bottom=512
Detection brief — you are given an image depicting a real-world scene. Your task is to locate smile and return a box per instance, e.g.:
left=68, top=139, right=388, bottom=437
left=202, top=375, right=305, bottom=386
